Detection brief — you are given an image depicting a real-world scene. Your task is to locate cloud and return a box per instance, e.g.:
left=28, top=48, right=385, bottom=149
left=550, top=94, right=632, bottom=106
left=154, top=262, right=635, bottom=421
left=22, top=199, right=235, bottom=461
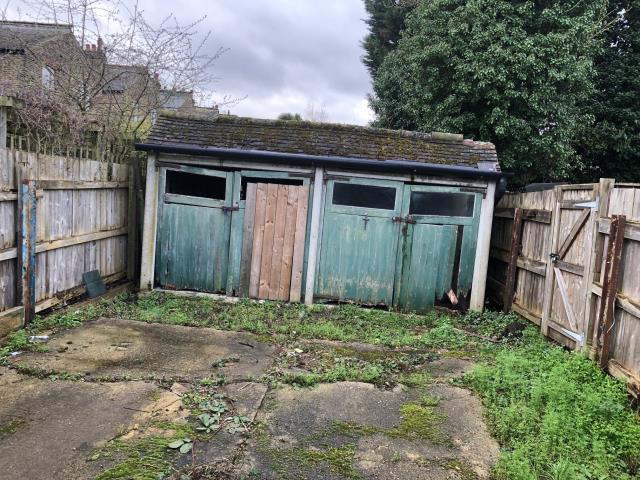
left=7, top=0, right=375, bottom=124
left=140, top=0, right=375, bottom=124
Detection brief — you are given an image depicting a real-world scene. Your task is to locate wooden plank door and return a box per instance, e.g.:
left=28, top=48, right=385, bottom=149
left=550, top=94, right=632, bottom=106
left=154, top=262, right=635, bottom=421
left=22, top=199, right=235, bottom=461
left=155, top=166, right=233, bottom=293
left=542, top=185, right=599, bottom=348
left=239, top=183, right=309, bottom=301
left=316, top=178, right=403, bottom=305
left=395, top=185, right=481, bottom=312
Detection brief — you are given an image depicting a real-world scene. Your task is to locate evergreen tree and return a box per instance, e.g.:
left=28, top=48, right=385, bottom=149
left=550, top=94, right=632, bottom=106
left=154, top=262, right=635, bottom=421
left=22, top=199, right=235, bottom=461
left=581, top=0, right=640, bottom=181
left=361, top=0, right=416, bottom=79
left=370, top=0, right=607, bottom=185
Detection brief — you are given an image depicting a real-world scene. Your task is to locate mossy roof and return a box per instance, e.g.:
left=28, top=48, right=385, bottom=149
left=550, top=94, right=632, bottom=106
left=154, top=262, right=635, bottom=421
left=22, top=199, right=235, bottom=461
left=144, top=113, right=498, bottom=167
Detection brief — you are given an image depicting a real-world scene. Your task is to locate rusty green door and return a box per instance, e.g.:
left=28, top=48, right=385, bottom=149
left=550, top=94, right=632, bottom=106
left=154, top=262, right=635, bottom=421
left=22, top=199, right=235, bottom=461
left=316, top=178, right=403, bottom=305
left=394, top=185, right=482, bottom=312
left=155, top=166, right=233, bottom=292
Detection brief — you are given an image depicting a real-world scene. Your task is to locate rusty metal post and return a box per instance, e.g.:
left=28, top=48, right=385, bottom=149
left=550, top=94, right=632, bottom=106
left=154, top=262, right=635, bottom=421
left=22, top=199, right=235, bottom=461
left=19, top=180, right=37, bottom=324
left=598, top=214, right=626, bottom=369
left=503, top=207, right=523, bottom=312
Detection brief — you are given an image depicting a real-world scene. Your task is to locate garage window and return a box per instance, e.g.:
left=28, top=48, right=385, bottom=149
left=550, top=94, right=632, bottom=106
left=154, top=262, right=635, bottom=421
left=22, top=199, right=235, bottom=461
left=409, top=192, right=474, bottom=217
left=166, top=170, right=226, bottom=200
left=332, top=183, right=396, bottom=210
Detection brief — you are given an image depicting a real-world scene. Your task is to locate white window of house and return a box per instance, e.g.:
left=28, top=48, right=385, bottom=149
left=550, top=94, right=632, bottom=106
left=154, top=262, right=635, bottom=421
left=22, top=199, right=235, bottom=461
left=42, top=66, right=55, bottom=90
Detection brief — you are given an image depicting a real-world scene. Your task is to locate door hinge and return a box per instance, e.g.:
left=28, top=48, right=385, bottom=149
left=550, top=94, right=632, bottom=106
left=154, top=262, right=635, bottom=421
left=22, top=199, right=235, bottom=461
left=392, top=216, right=416, bottom=224
left=574, top=199, right=598, bottom=209
left=222, top=205, right=239, bottom=213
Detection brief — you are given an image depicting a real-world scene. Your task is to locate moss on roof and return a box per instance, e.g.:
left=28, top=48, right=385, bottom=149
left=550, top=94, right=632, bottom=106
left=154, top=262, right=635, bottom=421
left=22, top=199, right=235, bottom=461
left=143, top=113, right=498, bottom=167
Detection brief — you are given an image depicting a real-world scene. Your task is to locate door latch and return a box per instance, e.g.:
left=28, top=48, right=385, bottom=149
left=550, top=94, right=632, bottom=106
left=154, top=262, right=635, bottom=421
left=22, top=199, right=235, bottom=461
left=392, top=216, right=416, bottom=224
left=222, top=205, right=239, bottom=213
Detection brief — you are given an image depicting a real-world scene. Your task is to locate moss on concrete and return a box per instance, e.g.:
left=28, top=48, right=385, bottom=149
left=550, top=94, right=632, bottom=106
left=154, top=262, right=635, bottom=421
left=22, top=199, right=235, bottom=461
left=0, top=419, right=27, bottom=439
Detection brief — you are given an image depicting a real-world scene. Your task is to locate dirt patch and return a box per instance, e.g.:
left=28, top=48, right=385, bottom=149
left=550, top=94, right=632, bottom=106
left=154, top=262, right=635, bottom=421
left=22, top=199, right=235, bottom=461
left=9, top=318, right=276, bottom=382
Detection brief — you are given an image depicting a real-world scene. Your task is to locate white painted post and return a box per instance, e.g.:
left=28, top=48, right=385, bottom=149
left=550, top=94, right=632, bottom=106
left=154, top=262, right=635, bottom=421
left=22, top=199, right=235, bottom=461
left=304, top=167, right=324, bottom=305
left=470, top=180, right=497, bottom=311
left=139, top=153, right=159, bottom=291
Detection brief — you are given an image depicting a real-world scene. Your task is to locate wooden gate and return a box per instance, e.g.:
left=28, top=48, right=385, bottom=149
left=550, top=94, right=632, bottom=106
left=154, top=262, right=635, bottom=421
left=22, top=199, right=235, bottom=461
left=541, top=185, right=600, bottom=348
left=239, top=183, right=309, bottom=302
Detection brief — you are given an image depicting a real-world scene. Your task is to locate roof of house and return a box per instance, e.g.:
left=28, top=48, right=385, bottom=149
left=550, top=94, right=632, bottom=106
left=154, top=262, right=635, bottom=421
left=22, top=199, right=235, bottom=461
left=0, top=21, right=74, bottom=52
left=160, top=89, right=194, bottom=109
left=143, top=113, right=498, bottom=168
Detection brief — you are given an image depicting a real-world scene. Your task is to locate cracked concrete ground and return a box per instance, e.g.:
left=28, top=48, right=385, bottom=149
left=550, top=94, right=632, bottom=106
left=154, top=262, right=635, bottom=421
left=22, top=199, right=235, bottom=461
left=0, top=317, right=498, bottom=479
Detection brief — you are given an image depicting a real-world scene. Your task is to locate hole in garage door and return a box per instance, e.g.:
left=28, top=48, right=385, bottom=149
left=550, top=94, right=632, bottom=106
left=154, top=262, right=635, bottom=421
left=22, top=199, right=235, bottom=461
left=409, top=191, right=475, bottom=217
left=332, top=182, right=396, bottom=209
left=240, top=177, right=303, bottom=200
left=166, top=170, right=226, bottom=200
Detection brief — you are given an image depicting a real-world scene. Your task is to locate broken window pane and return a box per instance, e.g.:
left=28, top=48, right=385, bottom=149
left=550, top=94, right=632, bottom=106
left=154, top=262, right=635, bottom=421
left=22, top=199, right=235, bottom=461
left=166, top=170, right=226, bottom=200
left=409, top=192, right=475, bottom=217
left=332, top=183, right=396, bottom=210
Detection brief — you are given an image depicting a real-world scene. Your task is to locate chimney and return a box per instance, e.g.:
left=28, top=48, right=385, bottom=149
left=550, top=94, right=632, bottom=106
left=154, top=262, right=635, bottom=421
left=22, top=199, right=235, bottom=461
left=97, top=37, right=104, bottom=51
left=85, top=43, right=91, bottom=50
left=91, top=44, right=97, bottom=52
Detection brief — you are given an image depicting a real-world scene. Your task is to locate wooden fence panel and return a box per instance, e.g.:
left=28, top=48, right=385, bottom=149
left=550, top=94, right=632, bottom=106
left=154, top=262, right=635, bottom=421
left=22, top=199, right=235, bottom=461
left=489, top=181, right=640, bottom=396
left=0, top=147, right=137, bottom=336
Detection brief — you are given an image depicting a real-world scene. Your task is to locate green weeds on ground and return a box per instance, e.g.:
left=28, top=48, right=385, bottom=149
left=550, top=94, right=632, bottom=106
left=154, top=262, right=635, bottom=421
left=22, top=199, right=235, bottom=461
left=3, top=291, right=639, bottom=479
left=464, top=327, right=640, bottom=480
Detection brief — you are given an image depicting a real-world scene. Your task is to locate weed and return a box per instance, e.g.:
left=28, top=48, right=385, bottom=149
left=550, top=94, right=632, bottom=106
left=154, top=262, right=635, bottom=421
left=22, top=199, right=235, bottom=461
left=388, top=401, right=448, bottom=444
left=465, top=326, right=640, bottom=479
left=0, top=419, right=27, bottom=439
left=397, top=370, right=431, bottom=388
left=93, top=422, right=196, bottom=480
left=253, top=423, right=362, bottom=480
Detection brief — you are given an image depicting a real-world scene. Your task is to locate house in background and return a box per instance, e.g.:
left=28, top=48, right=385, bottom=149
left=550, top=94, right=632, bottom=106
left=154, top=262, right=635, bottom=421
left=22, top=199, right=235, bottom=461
left=136, top=113, right=505, bottom=312
left=0, top=20, right=219, bottom=153
left=0, top=21, right=82, bottom=97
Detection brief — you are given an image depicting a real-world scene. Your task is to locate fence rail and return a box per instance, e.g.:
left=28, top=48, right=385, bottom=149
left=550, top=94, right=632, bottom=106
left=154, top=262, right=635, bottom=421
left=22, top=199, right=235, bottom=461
left=0, top=147, right=141, bottom=337
left=488, top=180, right=640, bottom=396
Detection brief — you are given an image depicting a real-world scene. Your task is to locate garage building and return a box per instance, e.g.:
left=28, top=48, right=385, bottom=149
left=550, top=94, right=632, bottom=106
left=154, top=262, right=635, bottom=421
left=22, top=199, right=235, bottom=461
left=136, top=113, right=504, bottom=312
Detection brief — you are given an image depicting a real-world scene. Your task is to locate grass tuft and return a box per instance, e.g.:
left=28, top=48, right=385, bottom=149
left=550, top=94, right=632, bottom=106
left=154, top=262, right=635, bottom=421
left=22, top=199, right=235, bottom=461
left=465, top=327, right=640, bottom=479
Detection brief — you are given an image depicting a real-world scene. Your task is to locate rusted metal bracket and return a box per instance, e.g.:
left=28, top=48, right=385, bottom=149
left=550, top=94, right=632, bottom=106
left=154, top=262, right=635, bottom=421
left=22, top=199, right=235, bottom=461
left=503, top=207, right=523, bottom=312
left=392, top=216, right=416, bottom=225
left=598, top=214, right=626, bottom=369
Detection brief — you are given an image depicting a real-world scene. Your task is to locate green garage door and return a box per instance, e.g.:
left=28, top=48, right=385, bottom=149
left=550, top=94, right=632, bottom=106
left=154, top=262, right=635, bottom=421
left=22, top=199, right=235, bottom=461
left=317, top=179, right=481, bottom=311
left=394, top=185, right=481, bottom=312
left=155, top=166, right=234, bottom=292
left=316, top=178, right=403, bottom=305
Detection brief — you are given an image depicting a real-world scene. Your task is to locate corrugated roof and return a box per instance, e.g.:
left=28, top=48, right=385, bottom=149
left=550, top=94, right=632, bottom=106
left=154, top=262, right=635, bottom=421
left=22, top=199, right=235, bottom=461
left=0, top=21, right=73, bottom=51
left=144, top=113, right=498, bottom=167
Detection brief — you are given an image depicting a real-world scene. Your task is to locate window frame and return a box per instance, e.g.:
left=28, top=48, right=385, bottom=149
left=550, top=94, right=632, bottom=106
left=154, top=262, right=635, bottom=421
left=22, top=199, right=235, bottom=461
left=41, top=65, right=54, bottom=90
left=326, top=178, right=403, bottom=218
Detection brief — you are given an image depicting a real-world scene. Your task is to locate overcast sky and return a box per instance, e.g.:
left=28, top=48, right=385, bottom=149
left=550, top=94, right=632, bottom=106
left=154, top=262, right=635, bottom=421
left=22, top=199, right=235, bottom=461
left=9, top=0, right=375, bottom=125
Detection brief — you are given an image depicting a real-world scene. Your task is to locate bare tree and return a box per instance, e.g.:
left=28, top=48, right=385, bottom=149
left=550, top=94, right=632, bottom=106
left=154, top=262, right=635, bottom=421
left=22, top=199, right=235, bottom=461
left=304, top=100, right=328, bottom=123
left=4, top=0, right=227, bottom=161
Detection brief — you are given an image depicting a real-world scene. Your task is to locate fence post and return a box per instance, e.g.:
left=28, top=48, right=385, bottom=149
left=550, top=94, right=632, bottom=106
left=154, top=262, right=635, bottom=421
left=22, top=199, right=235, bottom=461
left=19, top=179, right=37, bottom=324
left=584, top=178, right=614, bottom=356
left=598, top=214, right=625, bottom=369
left=127, top=158, right=140, bottom=282
left=503, top=207, right=523, bottom=312
left=0, top=104, right=7, bottom=149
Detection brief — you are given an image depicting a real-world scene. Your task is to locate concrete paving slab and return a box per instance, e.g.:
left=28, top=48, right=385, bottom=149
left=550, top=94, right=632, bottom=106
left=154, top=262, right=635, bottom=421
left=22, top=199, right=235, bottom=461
left=246, top=381, right=498, bottom=480
left=9, top=318, right=276, bottom=382
left=0, top=373, right=158, bottom=480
